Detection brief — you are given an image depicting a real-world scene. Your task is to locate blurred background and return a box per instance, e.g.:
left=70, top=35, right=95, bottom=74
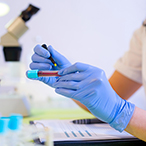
left=0, top=0, right=146, bottom=112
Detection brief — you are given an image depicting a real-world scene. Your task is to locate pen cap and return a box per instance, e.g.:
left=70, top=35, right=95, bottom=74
left=8, top=114, right=23, bottom=130
left=27, top=70, right=39, bottom=78
left=0, top=118, right=9, bottom=134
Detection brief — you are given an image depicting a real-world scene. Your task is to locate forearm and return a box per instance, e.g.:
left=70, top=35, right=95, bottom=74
left=72, top=99, right=90, bottom=112
left=125, top=106, right=146, bottom=141
left=72, top=70, right=142, bottom=112
left=109, top=71, right=142, bottom=100
left=73, top=98, right=146, bottom=141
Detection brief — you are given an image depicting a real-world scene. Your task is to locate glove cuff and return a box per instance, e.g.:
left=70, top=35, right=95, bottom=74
left=109, top=100, right=135, bottom=132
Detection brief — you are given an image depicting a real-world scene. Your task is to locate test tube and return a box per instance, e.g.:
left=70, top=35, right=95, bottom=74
left=27, top=70, right=60, bottom=78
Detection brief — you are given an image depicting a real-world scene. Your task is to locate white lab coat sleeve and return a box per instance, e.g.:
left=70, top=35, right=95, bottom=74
left=114, top=26, right=143, bottom=84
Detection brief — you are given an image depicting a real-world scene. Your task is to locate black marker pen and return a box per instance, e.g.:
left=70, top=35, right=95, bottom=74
left=72, top=118, right=106, bottom=124
left=41, top=44, right=57, bottom=67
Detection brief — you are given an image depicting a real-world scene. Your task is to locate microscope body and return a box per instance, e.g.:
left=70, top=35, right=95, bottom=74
left=0, top=4, right=40, bottom=117
left=1, top=16, right=28, bottom=61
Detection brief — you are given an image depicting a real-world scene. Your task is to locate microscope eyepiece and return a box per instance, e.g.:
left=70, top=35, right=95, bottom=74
left=19, top=4, right=40, bottom=22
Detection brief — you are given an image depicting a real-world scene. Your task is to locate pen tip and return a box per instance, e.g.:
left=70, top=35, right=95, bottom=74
left=42, top=44, right=48, bottom=49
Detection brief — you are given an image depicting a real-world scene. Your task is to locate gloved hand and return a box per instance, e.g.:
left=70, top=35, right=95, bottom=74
left=27, top=44, right=71, bottom=87
left=53, top=62, right=135, bottom=132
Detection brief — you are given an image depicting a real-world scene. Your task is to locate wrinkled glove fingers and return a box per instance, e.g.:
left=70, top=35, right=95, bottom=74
left=30, top=62, right=52, bottom=70
left=58, top=62, right=92, bottom=75
left=55, top=79, right=101, bottom=100
left=34, top=44, right=51, bottom=58
left=56, top=71, right=91, bottom=82
left=31, top=54, right=52, bottom=63
left=53, top=77, right=97, bottom=90
left=55, top=88, right=76, bottom=97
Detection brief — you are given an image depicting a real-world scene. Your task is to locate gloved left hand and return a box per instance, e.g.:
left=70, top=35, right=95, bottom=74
left=53, top=62, right=135, bottom=132
left=27, top=44, right=71, bottom=87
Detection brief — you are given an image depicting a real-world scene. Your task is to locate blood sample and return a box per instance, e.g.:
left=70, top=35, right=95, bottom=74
left=27, top=70, right=60, bottom=78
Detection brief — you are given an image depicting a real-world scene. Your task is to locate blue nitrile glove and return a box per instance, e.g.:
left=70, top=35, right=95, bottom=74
left=27, top=44, right=71, bottom=87
left=53, top=62, right=135, bottom=132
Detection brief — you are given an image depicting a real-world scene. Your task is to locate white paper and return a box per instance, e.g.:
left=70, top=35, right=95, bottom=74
left=33, top=119, right=135, bottom=142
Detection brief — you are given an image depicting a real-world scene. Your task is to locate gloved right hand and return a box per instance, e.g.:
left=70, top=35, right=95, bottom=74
left=27, top=44, right=71, bottom=87
left=53, top=62, right=135, bottom=132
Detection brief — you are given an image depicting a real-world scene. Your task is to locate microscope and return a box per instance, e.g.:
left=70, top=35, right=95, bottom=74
left=0, top=4, right=40, bottom=117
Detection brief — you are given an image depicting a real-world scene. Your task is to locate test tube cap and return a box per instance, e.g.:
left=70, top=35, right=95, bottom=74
left=8, top=114, right=23, bottom=130
left=27, top=70, right=39, bottom=78
left=0, top=118, right=9, bottom=134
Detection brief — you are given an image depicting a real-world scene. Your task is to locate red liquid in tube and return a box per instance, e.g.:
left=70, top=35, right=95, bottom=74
left=38, top=71, right=60, bottom=77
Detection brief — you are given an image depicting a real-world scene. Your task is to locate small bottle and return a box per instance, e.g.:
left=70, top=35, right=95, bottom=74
left=0, top=118, right=9, bottom=146
left=7, top=114, right=23, bottom=146
left=44, top=127, right=54, bottom=146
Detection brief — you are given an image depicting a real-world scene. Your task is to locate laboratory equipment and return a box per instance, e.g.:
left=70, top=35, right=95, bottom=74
left=1, top=4, right=40, bottom=61
left=0, top=118, right=9, bottom=145
left=0, top=4, right=40, bottom=117
left=7, top=114, right=23, bottom=146
left=27, top=70, right=60, bottom=78
left=0, top=114, right=49, bottom=146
